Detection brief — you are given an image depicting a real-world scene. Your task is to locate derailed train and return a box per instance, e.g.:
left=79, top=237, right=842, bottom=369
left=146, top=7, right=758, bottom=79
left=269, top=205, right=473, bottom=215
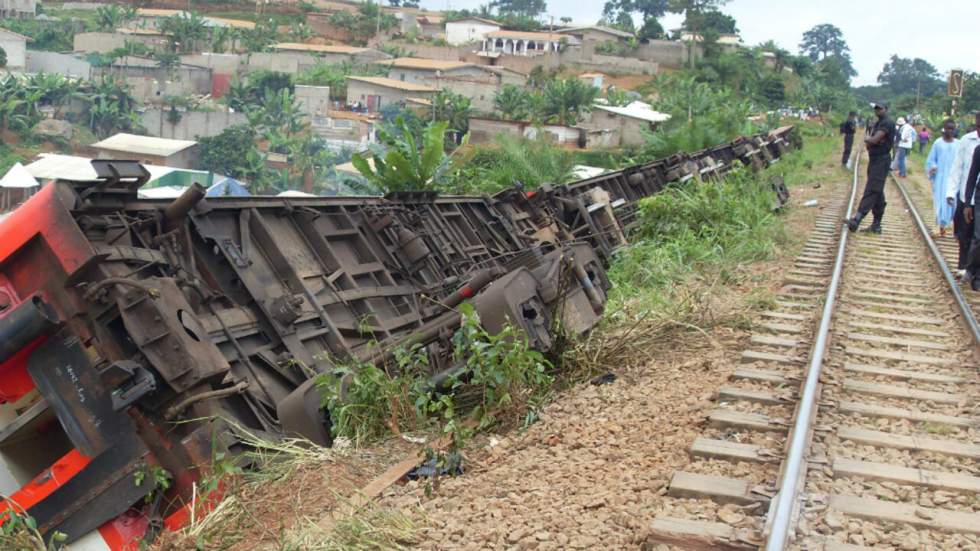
left=0, top=126, right=794, bottom=549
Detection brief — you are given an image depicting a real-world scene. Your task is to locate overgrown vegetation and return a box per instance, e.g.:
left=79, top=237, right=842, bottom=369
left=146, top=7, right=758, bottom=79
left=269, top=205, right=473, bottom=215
left=0, top=499, right=67, bottom=551
left=492, top=78, right=599, bottom=125
left=641, top=74, right=757, bottom=158
left=318, top=303, right=553, bottom=450
left=610, top=167, right=786, bottom=296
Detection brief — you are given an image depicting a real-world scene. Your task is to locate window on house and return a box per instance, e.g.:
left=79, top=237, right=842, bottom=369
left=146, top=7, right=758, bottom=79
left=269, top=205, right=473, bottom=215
left=333, top=119, right=353, bottom=128
left=400, top=73, right=405, bottom=81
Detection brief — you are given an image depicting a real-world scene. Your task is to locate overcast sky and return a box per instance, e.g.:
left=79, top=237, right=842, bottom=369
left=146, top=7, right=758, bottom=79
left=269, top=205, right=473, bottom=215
left=423, top=0, right=980, bottom=86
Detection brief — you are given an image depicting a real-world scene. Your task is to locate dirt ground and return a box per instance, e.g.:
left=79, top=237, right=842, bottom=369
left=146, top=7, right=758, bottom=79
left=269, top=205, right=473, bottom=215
left=368, top=136, right=848, bottom=549
left=157, top=132, right=848, bottom=551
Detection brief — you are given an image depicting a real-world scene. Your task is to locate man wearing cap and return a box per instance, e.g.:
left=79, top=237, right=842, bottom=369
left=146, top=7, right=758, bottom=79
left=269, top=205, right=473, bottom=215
left=840, top=111, right=857, bottom=168
left=896, top=116, right=916, bottom=177
left=845, top=102, right=896, bottom=233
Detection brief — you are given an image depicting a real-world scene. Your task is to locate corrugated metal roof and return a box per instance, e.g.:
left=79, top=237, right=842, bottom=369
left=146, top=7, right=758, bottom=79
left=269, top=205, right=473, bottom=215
left=92, top=134, right=198, bottom=157
left=593, top=101, right=671, bottom=123
left=24, top=154, right=185, bottom=182
left=346, top=76, right=437, bottom=92
left=376, top=57, right=472, bottom=71
left=273, top=42, right=370, bottom=54
left=486, top=30, right=564, bottom=41
left=557, top=26, right=633, bottom=39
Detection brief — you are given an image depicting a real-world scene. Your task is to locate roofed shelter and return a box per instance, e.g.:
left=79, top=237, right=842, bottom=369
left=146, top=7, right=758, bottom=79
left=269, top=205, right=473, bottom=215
left=345, top=76, right=437, bottom=113
left=90, top=134, right=200, bottom=169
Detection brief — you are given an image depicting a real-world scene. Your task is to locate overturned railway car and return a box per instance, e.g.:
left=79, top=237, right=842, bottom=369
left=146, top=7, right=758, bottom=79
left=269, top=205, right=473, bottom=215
left=0, top=126, right=794, bottom=548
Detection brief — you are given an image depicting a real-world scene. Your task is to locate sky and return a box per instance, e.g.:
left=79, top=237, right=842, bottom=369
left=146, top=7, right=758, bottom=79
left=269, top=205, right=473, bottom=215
left=421, top=0, right=980, bottom=86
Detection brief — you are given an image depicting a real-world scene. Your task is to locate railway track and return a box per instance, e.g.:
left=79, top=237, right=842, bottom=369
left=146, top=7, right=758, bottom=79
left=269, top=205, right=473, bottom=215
left=644, top=152, right=980, bottom=550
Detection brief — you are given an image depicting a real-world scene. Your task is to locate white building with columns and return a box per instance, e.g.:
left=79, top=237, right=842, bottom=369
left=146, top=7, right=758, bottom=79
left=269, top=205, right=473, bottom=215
left=480, top=30, right=575, bottom=56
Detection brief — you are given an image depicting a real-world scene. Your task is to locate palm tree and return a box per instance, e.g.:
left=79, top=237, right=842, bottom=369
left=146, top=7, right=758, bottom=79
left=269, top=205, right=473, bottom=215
left=432, top=89, right=472, bottom=145
left=352, top=118, right=466, bottom=193
left=493, top=85, right=529, bottom=120
left=210, top=27, right=238, bottom=54
left=160, top=12, right=209, bottom=53
left=541, top=78, right=599, bottom=126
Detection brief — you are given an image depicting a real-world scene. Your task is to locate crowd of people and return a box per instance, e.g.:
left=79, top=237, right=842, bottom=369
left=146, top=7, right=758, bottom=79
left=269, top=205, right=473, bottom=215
left=842, top=106, right=980, bottom=290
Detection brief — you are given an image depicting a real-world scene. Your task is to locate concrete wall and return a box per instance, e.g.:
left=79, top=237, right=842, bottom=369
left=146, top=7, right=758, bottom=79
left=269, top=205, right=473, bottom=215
left=74, top=32, right=168, bottom=53
left=346, top=80, right=434, bottom=112
left=469, top=117, right=590, bottom=147
left=580, top=110, right=657, bottom=148
left=446, top=21, right=500, bottom=46
left=26, top=51, right=92, bottom=78
left=385, top=40, right=470, bottom=61
left=0, top=0, right=35, bottom=17
left=633, top=39, right=699, bottom=69
left=141, top=109, right=247, bottom=140
left=96, top=63, right=212, bottom=101
left=385, top=66, right=524, bottom=112
left=463, top=45, right=659, bottom=77
left=296, top=85, right=331, bottom=116
left=0, top=36, right=27, bottom=70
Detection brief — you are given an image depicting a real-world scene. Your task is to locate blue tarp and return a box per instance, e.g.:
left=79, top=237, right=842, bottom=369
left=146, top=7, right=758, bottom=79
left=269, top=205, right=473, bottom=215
left=206, top=178, right=250, bottom=197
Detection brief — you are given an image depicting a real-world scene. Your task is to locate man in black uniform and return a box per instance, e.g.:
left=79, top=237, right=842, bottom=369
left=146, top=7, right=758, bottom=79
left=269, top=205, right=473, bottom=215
left=840, top=111, right=857, bottom=167
left=845, top=103, right=896, bottom=233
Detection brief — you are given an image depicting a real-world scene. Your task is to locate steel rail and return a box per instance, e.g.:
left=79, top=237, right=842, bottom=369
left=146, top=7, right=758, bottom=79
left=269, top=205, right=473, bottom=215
left=891, top=175, right=980, bottom=347
left=764, top=150, right=861, bottom=551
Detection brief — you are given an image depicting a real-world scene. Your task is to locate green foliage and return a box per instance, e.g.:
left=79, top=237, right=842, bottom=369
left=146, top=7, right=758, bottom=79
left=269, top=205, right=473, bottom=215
left=0, top=499, right=67, bottom=550
left=296, top=61, right=385, bottom=99
left=224, top=70, right=294, bottom=111
left=95, top=4, right=135, bottom=31
left=431, top=89, right=472, bottom=143
left=443, top=134, right=576, bottom=194
left=0, top=47, right=6, bottom=69
left=353, top=118, right=466, bottom=193
left=490, top=0, right=547, bottom=17
left=609, top=165, right=784, bottom=297
left=642, top=75, right=756, bottom=158
left=329, top=2, right=397, bottom=44
left=317, top=302, right=553, bottom=446
left=0, top=18, right=79, bottom=52
left=798, top=23, right=856, bottom=79
left=199, top=124, right=259, bottom=177
left=82, top=76, right=140, bottom=137
left=491, top=78, right=597, bottom=125
left=240, top=18, right=279, bottom=52
left=160, top=12, right=210, bottom=53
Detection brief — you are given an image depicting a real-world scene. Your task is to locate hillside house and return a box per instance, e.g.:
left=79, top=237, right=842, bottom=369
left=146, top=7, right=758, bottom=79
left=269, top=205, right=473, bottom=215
left=346, top=76, right=437, bottom=113
left=557, top=25, right=633, bottom=43
left=581, top=101, right=671, bottom=147
left=0, top=28, right=28, bottom=70
left=480, top=30, right=572, bottom=56
left=377, top=57, right=526, bottom=111
left=271, top=43, right=390, bottom=64
left=446, top=17, right=500, bottom=45
left=90, top=134, right=200, bottom=169
left=0, top=0, right=35, bottom=18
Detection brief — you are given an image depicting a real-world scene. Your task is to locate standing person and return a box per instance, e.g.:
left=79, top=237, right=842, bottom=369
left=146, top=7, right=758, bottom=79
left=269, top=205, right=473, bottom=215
left=918, top=125, right=930, bottom=154
left=945, top=112, right=980, bottom=278
left=958, top=142, right=980, bottom=290
left=925, top=119, right=959, bottom=237
left=840, top=111, right=857, bottom=168
left=895, top=117, right=916, bottom=177
left=845, top=103, right=896, bottom=233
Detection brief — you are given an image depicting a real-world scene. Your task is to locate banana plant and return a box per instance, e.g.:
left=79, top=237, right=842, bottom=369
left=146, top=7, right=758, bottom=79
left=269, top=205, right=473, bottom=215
left=351, top=118, right=468, bottom=193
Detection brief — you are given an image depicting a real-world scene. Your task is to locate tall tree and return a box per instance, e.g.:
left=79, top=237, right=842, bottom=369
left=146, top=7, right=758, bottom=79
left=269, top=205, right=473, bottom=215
left=799, top=23, right=848, bottom=61
left=799, top=23, right=856, bottom=82
left=602, top=0, right=669, bottom=38
left=877, top=55, right=943, bottom=98
left=490, top=0, right=547, bottom=18
left=668, top=0, right=730, bottom=67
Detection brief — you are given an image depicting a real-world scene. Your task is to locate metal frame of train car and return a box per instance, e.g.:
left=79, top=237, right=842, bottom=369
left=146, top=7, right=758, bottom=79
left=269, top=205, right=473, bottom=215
left=0, top=126, right=795, bottom=549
